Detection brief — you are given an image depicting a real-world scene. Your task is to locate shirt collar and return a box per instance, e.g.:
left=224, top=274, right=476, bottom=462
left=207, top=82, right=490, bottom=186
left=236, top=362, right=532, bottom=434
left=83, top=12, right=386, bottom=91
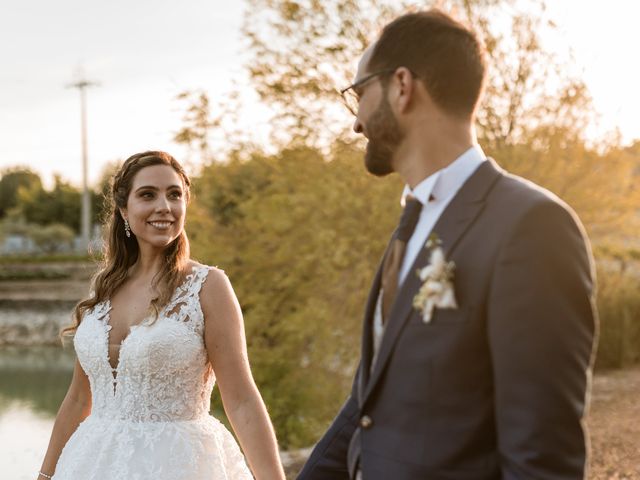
left=401, top=145, right=486, bottom=207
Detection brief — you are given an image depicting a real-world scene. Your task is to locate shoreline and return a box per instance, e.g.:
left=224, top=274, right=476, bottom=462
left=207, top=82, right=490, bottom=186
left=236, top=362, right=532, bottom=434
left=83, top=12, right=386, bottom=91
left=0, top=261, right=94, bottom=346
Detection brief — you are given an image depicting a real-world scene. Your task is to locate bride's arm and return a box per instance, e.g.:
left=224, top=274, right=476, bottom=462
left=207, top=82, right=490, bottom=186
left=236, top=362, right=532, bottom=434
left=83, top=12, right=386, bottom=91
left=37, top=359, right=92, bottom=479
left=201, top=268, right=286, bottom=480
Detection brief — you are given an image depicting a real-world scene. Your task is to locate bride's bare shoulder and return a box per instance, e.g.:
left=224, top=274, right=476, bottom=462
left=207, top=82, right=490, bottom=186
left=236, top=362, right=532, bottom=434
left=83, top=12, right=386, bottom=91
left=186, top=260, right=232, bottom=295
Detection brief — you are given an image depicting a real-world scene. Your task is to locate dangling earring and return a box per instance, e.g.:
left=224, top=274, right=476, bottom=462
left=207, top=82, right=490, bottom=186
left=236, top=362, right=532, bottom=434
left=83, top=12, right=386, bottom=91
left=124, top=219, right=131, bottom=238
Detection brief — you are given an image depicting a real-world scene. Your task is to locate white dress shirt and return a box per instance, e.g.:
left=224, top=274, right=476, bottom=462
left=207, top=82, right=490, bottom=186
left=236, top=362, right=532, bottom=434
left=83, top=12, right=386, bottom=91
left=398, top=145, right=486, bottom=284
left=370, top=146, right=486, bottom=369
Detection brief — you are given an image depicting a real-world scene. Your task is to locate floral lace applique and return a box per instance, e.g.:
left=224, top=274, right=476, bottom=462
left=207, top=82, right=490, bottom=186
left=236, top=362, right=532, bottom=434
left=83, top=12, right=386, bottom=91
left=53, top=265, right=252, bottom=480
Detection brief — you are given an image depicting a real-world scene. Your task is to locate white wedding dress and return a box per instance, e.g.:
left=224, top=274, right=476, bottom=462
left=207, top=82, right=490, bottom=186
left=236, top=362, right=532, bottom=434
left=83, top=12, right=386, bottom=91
left=52, top=265, right=253, bottom=480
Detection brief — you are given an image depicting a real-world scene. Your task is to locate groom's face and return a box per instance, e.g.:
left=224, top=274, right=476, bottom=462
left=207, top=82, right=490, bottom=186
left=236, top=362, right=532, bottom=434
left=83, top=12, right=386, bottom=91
left=352, top=47, right=405, bottom=177
left=363, top=90, right=404, bottom=177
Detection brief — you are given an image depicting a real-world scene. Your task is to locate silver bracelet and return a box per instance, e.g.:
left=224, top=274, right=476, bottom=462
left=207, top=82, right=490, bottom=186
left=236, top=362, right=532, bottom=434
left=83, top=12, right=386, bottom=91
left=38, top=472, right=53, bottom=479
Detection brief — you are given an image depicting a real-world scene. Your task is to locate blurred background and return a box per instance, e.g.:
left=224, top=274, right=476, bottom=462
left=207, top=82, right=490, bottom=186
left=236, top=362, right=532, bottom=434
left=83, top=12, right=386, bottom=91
left=1, top=1, right=638, bottom=478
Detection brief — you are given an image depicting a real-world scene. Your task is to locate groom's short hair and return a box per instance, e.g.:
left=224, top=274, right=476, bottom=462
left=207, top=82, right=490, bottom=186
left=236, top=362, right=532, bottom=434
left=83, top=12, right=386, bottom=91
left=369, top=9, right=487, bottom=119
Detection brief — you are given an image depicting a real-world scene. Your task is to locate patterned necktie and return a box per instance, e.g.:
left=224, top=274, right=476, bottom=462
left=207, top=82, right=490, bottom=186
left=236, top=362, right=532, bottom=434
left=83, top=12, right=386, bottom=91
left=380, top=196, right=423, bottom=323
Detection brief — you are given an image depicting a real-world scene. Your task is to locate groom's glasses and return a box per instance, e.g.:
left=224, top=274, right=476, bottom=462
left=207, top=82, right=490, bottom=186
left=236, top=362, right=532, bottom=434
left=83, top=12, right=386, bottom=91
left=339, top=69, right=397, bottom=116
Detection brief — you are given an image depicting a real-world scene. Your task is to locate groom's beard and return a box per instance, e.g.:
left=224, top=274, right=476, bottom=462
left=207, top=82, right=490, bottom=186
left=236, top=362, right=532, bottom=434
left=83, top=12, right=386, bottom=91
left=364, top=96, right=404, bottom=177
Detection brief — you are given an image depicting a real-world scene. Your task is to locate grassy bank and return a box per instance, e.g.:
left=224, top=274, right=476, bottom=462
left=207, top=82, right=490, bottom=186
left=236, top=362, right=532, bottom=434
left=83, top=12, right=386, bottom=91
left=0, top=254, right=97, bottom=264
left=595, top=267, right=640, bottom=370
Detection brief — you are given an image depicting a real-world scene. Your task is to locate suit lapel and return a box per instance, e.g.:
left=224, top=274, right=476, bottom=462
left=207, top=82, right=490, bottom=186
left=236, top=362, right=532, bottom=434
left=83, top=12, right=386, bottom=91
left=362, top=159, right=504, bottom=405
left=357, top=259, right=384, bottom=404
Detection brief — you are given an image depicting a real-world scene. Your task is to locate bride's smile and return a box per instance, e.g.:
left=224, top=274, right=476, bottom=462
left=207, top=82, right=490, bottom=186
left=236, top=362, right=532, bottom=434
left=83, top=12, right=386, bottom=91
left=121, top=164, right=186, bottom=249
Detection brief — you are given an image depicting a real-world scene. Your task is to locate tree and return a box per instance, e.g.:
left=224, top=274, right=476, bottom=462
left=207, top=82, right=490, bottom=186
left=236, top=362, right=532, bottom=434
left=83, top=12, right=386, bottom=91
left=30, top=223, right=76, bottom=253
left=237, top=0, right=639, bottom=241
left=188, top=143, right=402, bottom=446
left=242, top=0, right=405, bottom=148
left=11, top=174, right=107, bottom=234
left=240, top=0, right=587, bottom=150
left=94, top=159, right=123, bottom=223
left=174, top=0, right=640, bottom=446
left=173, top=90, right=250, bottom=167
left=173, top=90, right=219, bottom=163
left=0, top=167, right=42, bottom=218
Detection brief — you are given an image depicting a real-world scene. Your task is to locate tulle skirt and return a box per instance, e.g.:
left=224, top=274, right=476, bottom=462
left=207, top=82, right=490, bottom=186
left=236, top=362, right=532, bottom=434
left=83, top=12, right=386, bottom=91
left=52, top=414, right=253, bottom=480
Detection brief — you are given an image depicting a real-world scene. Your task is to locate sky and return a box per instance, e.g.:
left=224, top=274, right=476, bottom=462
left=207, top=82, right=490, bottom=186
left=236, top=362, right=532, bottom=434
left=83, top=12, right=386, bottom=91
left=0, top=0, right=639, bottom=189
left=0, top=0, right=261, bottom=189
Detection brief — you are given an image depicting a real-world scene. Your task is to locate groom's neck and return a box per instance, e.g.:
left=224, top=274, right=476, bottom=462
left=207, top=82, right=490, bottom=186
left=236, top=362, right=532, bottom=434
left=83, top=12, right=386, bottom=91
left=395, top=119, right=476, bottom=189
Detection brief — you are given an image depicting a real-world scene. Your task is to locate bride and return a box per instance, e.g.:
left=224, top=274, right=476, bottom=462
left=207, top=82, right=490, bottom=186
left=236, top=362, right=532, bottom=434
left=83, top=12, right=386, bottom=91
left=37, top=151, right=285, bottom=480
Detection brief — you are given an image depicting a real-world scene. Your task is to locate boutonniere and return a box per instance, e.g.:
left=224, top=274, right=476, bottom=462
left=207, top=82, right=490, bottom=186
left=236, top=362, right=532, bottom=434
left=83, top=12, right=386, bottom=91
left=412, top=233, right=458, bottom=323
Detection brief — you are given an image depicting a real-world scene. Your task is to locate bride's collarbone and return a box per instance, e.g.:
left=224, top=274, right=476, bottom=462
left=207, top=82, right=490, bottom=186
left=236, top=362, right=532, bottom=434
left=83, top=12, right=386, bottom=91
left=108, top=290, right=156, bottom=341
left=105, top=263, right=201, bottom=345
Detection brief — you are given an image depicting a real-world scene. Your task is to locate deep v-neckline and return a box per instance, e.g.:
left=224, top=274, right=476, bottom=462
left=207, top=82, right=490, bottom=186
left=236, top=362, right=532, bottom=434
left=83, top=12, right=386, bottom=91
left=103, top=299, right=149, bottom=393
left=101, top=266, right=201, bottom=393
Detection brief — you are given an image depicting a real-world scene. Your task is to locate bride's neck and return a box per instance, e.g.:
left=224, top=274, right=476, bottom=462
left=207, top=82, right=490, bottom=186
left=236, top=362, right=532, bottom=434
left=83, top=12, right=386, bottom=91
left=130, top=247, right=166, bottom=280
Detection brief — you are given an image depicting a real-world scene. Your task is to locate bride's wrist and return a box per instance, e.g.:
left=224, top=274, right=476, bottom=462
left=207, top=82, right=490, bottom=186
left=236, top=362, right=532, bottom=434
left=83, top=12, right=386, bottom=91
left=38, top=471, right=54, bottom=479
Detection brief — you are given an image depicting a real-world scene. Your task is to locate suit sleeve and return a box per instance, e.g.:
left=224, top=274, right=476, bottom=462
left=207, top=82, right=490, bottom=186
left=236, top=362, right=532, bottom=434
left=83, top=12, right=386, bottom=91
left=296, top=388, right=360, bottom=479
left=488, top=199, right=597, bottom=479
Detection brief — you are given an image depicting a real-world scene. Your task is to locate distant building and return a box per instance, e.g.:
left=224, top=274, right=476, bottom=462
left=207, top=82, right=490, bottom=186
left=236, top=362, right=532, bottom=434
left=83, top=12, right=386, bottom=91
left=1, top=234, right=38, bottom=254
left=1, top=225, right=103, bottom=256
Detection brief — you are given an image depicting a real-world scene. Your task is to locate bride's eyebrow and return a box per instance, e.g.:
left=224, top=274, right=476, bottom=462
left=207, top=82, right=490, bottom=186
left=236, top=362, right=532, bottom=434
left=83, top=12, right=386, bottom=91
left=134, top=184, right=183, bottom=192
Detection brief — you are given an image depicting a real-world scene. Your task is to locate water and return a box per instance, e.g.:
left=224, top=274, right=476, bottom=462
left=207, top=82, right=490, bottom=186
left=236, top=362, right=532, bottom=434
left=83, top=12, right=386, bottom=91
left=0, top=346, right=75, bottom=480
left=0, top=345, right=234, bottom=478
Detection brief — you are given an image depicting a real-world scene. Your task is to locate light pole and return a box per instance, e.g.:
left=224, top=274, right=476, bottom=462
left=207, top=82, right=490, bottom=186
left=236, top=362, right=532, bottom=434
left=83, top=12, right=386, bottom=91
left=68, top=77, right=97, bottom=253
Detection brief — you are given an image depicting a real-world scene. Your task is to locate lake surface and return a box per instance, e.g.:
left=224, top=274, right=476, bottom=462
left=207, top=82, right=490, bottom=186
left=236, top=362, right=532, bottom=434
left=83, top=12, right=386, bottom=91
left=0, top=346, right=75, bottom=480
left=0, top=345, right=234, bottom=479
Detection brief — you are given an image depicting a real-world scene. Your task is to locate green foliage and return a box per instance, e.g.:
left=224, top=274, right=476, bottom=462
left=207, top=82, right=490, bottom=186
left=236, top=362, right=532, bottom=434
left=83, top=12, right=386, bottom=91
left=594, top=266, right=640, bottom=370
left=240, top=0, right=590, bottom=151
left=243, top=0, right=404, bottom=146
left=11, top=175, right=105, bottom=233
left=0, top=167, right=42, bottom=217
left=487, top=132, right=640, bottom=241
left=165, top=0, right=639, bottom=449
left=17, top=176, right=82, bottom=232
left=173, top=90, right=219, bottom=161
left=171, top=0, right=640, bottom=446
left=0, top=267, right=71, bottom=281
left=172, top=90, right=249, bottom=166
left=29, top=223, right=76, bottom=254
left=185, top=140, right=639, bottom=446
left=0, top=254, right=94, bottom=264
left=188, top=143, right=401, bottom=447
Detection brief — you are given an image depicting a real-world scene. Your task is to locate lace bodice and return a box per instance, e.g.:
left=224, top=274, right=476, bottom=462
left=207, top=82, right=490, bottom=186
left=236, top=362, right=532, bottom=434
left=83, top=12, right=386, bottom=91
left=74, top=265, right=215, bottom=422
left=54, top=265, right=252, bottom=479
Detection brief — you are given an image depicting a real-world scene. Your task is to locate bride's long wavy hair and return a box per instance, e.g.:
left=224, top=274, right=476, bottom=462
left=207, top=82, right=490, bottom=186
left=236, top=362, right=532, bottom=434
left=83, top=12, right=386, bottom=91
left=63, top=151, right=192, bottom=336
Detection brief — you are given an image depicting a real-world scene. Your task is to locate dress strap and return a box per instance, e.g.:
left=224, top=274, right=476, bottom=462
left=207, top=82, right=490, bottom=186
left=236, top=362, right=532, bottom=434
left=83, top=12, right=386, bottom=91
left=185, top=264, right=211, bottom=297
left=162, top=264, right=211, bottom=334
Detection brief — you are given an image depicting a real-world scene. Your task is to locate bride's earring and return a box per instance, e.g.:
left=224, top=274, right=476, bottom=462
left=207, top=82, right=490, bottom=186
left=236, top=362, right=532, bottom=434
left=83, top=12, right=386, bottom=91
left=124, top=219, right=131, bottom=238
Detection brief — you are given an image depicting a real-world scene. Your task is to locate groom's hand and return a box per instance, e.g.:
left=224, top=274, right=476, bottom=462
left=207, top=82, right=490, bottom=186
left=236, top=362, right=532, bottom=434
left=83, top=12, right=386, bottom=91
left=297, top=394, right=359, bottom=480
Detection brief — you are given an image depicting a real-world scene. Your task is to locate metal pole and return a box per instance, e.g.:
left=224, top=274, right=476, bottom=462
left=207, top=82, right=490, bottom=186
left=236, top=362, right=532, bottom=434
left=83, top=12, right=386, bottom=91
left=80, top=84, right=91, bottom=252
left=67, top=78, right=98, bottom=253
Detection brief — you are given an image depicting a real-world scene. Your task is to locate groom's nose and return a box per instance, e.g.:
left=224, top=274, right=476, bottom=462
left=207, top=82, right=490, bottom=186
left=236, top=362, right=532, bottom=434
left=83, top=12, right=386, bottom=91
left=353, top=117, right=364, bottom=135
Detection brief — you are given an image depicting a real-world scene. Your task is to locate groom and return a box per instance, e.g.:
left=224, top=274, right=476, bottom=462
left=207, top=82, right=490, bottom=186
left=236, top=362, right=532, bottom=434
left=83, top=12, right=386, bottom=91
left=298, top=9, right=597, bottom=480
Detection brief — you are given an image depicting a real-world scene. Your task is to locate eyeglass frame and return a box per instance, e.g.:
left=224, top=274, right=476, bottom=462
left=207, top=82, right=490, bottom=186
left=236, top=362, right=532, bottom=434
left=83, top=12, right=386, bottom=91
left=339, top=67, right=418, bottom=116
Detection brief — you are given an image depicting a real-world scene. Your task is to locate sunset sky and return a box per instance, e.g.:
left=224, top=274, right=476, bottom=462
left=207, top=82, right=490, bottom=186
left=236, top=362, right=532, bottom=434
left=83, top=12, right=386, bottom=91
left=0, top=0, right=638, bottom=188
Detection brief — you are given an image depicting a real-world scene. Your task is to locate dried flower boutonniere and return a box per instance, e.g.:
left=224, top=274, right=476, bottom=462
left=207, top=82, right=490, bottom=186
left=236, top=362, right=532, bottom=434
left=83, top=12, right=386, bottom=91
left=412, top=233, right=458, bottom=323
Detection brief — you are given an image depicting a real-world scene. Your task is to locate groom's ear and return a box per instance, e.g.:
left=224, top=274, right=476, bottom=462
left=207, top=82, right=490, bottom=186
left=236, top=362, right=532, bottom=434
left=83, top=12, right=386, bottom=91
left=392, top=67, right=418, bottom=115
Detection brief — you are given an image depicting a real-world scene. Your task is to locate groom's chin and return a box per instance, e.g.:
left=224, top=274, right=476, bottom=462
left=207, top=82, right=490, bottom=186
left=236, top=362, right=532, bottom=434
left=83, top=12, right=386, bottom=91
left=364, top=150, right=394, bottom=177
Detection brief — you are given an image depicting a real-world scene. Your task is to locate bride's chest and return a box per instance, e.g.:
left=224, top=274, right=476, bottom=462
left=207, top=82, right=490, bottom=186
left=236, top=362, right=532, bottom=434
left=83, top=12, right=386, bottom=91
left=74, top=311, right=206, bottom=376
left=108, top=286, right=156, bottom=340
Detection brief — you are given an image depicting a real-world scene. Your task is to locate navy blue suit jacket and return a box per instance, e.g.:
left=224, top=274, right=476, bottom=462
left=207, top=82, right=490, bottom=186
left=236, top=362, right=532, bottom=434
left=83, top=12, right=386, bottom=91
left=298, top=159, right=597, bottom=479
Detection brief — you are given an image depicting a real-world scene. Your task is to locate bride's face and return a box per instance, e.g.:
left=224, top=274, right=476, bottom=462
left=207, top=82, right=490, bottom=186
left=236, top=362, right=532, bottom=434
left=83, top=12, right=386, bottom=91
left=121, top=164, right=187, bottom=249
